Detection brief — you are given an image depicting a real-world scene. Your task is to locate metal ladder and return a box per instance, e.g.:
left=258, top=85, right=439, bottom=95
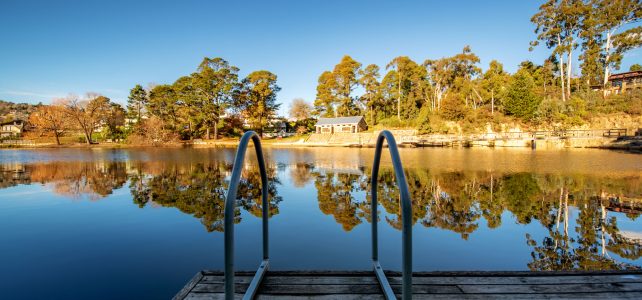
left=223, top=130, right=412, bottom=300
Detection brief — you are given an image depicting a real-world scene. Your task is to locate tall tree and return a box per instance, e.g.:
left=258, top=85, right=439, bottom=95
left=333, top=55, right=362, bottom=116
left=531, top=0, right=584, bottom=101
left=65, top=94, right=111, bottom=144
left=126, top=84, right=148, bottom=124
left=481, top=60, right=510, bottom=115
left=238, top=71, right=281, bottom=136
left=313, top=71, right=336, bottom=117
left=585, top=0, right=642, bottom=92
left=193, top=57, right=239, bottom=139
left=386, top=56, right=416, bottom=120
left=147, top=84, right=179, bottom=130
left=358, top=64, right=381, bottom=125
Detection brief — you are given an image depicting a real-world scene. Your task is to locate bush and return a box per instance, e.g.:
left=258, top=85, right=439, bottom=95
left=440, top=95, right=470, bottom=121
left=504, top=70, right=541, bottom=120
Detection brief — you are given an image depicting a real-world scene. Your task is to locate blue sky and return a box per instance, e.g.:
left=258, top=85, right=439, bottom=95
left=1, top=0, right=640, bottom=115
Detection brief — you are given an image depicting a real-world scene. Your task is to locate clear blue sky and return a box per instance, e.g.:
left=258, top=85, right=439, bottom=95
left=1, top=0, right=640, bottom=115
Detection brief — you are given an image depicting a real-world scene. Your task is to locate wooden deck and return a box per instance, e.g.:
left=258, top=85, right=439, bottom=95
left=174, top=270, right=642, bottom=299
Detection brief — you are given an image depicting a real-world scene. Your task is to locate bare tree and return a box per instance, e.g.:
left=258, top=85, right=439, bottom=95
left=64, top=93, right=111, bottom=144
left=288, top=98, right=312, bottom=121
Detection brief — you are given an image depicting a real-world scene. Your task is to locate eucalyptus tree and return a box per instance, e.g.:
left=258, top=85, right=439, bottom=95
left=481, top=60, right=510, bottom=115
left=583, top=0, right=642, bottom=92
left=386, top=56, right=416, bottom=120
left=358, top=64, right=381, bottom=124
left=531, top=0, right=585, bottom=101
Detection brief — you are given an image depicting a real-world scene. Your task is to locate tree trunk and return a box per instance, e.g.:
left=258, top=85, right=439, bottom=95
left=566, top=47, right=573, bottom=99
left=397, top=74, right=401, bottom=121
left=214, top=121, right=218, bottom=140
left=54, top=132, right=61, bottom=145
left=558, top=55, right=566, bottom=102
left=602, top=32, right=612, bottom=97
left=206, top=127, right=210, bottom=140
left=491, top=90, right=494, bottom=115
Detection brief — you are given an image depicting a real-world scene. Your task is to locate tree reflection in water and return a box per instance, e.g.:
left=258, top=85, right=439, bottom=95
left=1, top=160, right=640, bottom=270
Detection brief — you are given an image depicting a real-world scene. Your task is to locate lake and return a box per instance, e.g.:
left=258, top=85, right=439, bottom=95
left=0, top=147, right=641, bottom=299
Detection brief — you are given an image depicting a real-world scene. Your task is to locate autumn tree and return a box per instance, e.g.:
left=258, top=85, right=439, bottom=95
left=289, top=98, right=312, bottom=120
left=631, top=63, right=642, bottom=71
left=238, top=71, right=281, bottom=136
left=28, top=100, right=69, bottom=145
left=65, top=94, right=111, bottom=144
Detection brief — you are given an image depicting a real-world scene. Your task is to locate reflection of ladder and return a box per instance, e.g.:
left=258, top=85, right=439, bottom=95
left=223, top=130, right=413, bottom=300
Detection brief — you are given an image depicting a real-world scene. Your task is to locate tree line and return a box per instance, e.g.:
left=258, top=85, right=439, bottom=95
left=28, top=57, right=281, bottom=144
left=127, top=57, right=280, bottom=142
left=312, top=0, right=641, bottom=132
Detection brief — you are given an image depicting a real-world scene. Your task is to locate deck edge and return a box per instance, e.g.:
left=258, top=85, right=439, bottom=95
left=173, top=271, right=204, bottom=300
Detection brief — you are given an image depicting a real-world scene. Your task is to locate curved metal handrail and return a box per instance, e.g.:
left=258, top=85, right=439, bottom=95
left=224, top=131, right=269, bottom=300
left=370, top=130, right=413, bottom=300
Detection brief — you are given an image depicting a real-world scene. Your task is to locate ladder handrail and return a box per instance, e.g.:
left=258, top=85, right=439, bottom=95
left=224, top=131, right=269, bottom=300
left=371, top=130, right=413, bottom=300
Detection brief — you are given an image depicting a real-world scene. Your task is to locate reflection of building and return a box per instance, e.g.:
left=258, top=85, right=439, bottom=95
left=605, top=196, right=642, bottom=214
left=599, top=71, right=642, bottom=96
left=315, top=116, right=367, bottom=133
left=0, top=120, right=25, bottom=138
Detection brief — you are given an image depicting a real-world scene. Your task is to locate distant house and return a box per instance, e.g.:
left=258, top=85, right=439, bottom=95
left=598, top=70, right=642, bottom=96
left=0, top=120, right=25, bottom=138
left=315, top=116, right=367, bottom=133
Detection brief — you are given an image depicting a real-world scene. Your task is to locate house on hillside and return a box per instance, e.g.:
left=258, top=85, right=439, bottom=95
left=596, top=70, right=642, bottom=96
left=314, top=116, right=367, bottom=133
left=0, top=120, right=25, bottom=138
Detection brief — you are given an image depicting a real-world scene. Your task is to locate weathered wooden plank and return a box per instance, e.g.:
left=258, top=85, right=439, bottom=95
left=201, top=269, right=642, bottom=277
left=200, top=274, right=642, bottom=285
left=390, top=274, right=642, bottom=285
left=256, top=295, right=385, bottom=299
left=201, top=275, right=378, bottom=285
left=173, top=271, right=204, bottom=300
left=259, top=284, right=460, bottom=295
left=184, top=293, right=242, bottom=300
left=457, top=282, right=642, bottom=294
left=408, top=292, right=642, bottom=300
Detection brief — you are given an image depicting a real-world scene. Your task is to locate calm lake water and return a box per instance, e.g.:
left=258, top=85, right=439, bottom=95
left=1, top=147, right=641, bottom=299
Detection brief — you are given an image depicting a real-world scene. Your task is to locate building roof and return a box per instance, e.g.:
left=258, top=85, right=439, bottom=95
left=609, top=70, right=642, bottom=81
left=315, top=116, right=364, bottom=126
left=0, top=119, right=25, bottom=126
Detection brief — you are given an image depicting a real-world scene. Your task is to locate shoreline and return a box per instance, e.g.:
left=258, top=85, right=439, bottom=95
left=2, top=136, right=641, bottom=153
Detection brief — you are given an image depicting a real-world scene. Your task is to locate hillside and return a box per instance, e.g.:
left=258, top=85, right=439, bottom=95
left=0, top=99, right=39, bottom=122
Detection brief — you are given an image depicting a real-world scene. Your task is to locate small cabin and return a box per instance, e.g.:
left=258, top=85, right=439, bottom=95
left=315, top=116, right=367, bottom=134
left=0, top=120, right=25, bottom=138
